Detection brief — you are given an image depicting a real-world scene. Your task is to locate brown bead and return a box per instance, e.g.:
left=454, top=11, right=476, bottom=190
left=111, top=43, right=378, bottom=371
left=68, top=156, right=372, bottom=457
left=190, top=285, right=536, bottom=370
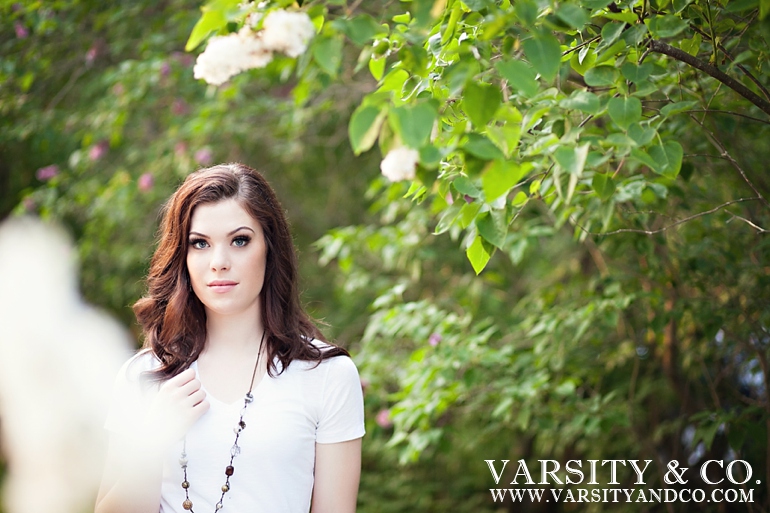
left=222, top=484, right=230, bottom=492
left=182, top=499, right=193, bottom=510
left=181, top=480, right=189, bottom=489
left=238, top=420, right=246, bottom=429
left=225, top=465, right=234, bottom=476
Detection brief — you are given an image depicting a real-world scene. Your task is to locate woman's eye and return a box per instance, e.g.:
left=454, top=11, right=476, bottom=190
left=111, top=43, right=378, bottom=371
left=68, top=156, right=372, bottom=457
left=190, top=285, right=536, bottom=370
left=189, top=239, right=208, bottom=249
left=233, top=236, right=251, bottom=247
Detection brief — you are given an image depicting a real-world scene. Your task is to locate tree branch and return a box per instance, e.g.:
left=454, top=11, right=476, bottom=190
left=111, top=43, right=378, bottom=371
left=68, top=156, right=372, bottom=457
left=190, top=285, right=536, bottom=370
left=647, top=39, right=770, bottom=118
left=572, top=197, right=764, bottom=236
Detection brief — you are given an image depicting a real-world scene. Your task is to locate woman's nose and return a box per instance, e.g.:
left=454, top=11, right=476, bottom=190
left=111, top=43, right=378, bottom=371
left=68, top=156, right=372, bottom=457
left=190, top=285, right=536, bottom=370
left=210, top=246, right=230, bottom=271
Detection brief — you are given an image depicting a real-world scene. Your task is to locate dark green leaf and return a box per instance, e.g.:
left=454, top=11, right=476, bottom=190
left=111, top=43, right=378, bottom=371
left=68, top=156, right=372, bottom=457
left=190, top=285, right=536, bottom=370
left=312, top=35, right=344, bottom=76
left=646, top=15, right=689, bottom=38
left=584, top=66, right=619, bottom=86
left=390, top=102, right=438, bottom=148
left=495, top=60, right=539, bottom=97
left=556, top=4, right=589, bottom=29
left=592, top=173, right=616, bottom=200
left=607, top=96, right=642, bottom=130
left=522, top=32, right=562, bottom=82
left=476, top=211, right=508, bottom=249
left=649, top=141, right=683, bottom=179
left=464, top=81, right=502, bottom=128
left=560, top=90, right=601, bottom=114
left=621, top=62, right=654, bottom=83
left=464, top=133, right=505, bottom=161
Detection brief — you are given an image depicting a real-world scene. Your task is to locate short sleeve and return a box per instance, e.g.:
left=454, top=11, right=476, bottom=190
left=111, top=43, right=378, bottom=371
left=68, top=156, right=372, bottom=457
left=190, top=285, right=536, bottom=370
left=316, top=356, right=366, bottom=444
left=104, top=351, right=159, bottom=437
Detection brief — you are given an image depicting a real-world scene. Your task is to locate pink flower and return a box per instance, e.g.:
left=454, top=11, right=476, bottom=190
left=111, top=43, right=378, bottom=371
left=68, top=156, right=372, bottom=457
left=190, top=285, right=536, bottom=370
left=174, top=142, right=188, bottom=158
left=137, top=173, right=154, bottom=192
left=171, top=99, right=188, bottom=116
left=14, top=21, right=28, bottom=39
left=429, top=333, right=442, bottom=347
left=375, top=409, right=393, bottom=428
left=112, top=83, right=125, bottom=96
left=85, top=46, right=98, bottom=65
left=160, top=61, right=171, bottom=78
left=194, top=147, right=213, bottom=166
left=35, top=165, right=59, bottom=181
left=88, top=141, right=109, bottom=161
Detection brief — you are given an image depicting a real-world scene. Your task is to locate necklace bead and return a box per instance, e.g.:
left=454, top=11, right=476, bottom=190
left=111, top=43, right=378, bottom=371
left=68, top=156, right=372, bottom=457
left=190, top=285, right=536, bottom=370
left=225, top=465, right=235, bottom=476
left=182, top=480, right=190, bottom=489
left=183, top=499, right=193, bottom=510
left=221, top=484, right=229, bottom=493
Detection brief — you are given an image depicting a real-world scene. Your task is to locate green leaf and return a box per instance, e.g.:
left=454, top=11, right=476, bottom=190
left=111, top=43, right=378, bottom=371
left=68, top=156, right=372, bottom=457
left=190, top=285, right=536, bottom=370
left=660, top=100, right=698, bottom=117
left=511, top=190, right=528, bottom=206
left=554, top=144, right=590, bottom=175
left=369, top=57, right=386, bottom=81
left=336, top=14, right=387, bottom=45
left=453, top=176, right=482, bottom=198
left=556, top=4, right=589, bottom=29
left=464, top=133, right=505, bottom=161
left=313, top=35, right=344, bottom=76
left=680, top=33, right=702, bottom=56
left=486, top=104, right=523, bottom=158
left=463, top=81, right=502, bottom=128
left=628, top=123, right=657, bottom=146
left=597, top=22, right=625, bottom=53
left=592, top=173, right=616, bottom=200
left=482, top=159, right=526, bottom=201
left=584, top=66, right=619, bottom=87
left=522, top=32, right=562, bottom=82
left=630, top=148, right=660, bottom=169
left=186, top=10, right=226, bottom=51
left=495, top=60, right=539, bottom=97
left=559, top=91, right=600, bottom=114
left=569, top=45, right=597, bottom=75
left=466, top=235, right=492, bottom=274
left=349, top=105, right=385, bottom=155
left=621, top=62, right=654, bottom=83
left=622, top=24, right=649, bottom=45
left=646, top=15, right=689, bottom=38
left=476, top=211, right=508, bottom=249
left=607, top=96, right=642, bottom=130
left=390, top=102, right=438, bottom=148
left=649, top=141, right=683, bottom=179
left=582, top=0, right=613, bottom=8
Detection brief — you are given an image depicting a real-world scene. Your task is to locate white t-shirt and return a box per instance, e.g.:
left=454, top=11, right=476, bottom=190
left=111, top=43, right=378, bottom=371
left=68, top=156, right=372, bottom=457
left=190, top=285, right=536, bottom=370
left=105, top=344, right=365, bottom=513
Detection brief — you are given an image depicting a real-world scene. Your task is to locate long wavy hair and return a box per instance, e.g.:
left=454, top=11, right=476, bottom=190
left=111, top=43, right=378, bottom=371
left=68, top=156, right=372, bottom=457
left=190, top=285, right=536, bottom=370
left=133, top=163, right=348, bottom=381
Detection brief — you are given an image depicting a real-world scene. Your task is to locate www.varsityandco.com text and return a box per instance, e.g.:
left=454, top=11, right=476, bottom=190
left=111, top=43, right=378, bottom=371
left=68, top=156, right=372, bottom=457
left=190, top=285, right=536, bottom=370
left=486, top=459, right=758, bottom=504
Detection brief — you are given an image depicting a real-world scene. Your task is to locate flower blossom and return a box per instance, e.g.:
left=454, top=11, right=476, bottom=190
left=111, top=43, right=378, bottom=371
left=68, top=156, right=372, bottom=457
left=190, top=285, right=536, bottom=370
left=375, top=409, right=393, bottom=428
left=380, top=147, right=419, bottom=182
left=35, top=165, right=59, bottom=181
left=195, top=147, right=213, bottom=165
left=261, top=10, right=316, bottom=58
left=428, top=333, right=442, bottom=347
left=138, top=173, right=154, bottom=192
left=89, top=141, right=109, bottom=161
left=193, top=28, right=273, bottom=86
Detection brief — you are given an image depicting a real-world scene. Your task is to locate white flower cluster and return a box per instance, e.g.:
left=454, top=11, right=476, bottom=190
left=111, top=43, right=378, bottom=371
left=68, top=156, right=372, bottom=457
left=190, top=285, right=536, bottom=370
left=380, top=147, right=420, bottom=182
left=193, top=9, right=316, bottom=86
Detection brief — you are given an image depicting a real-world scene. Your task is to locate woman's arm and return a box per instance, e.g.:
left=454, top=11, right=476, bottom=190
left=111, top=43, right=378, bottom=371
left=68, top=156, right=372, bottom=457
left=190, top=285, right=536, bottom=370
left=311, top=438, right=362, bottom=513
left=95, top=368, right=209, bottom=513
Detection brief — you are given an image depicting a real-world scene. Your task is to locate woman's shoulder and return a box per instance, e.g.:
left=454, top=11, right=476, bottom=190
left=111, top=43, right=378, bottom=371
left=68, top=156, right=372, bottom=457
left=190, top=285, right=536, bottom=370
left=118, top=348, right=162, bottom=382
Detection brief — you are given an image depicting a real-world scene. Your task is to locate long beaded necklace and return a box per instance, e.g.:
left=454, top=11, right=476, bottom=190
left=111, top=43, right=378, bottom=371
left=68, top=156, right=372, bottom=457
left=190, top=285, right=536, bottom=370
left=179, top=331, right=266, bottom=512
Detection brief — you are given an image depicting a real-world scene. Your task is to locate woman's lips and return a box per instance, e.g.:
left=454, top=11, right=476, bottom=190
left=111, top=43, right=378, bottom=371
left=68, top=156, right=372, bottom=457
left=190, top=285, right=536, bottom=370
left=208, top=281, right=237, bottom=293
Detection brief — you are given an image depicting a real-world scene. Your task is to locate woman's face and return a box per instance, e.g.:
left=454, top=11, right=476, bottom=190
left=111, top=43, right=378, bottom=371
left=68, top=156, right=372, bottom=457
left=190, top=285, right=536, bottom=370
left=186, top=198, right=267, bottom=319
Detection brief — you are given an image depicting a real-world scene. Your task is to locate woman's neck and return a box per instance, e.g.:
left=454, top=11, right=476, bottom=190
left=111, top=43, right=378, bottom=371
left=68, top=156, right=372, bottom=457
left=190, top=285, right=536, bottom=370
left=202, top=307, right=265, bottom=358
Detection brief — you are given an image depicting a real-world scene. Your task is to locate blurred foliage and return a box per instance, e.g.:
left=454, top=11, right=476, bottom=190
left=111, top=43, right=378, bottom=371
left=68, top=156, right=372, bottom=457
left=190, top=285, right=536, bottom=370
left=2, top=0, right=770, bottom=511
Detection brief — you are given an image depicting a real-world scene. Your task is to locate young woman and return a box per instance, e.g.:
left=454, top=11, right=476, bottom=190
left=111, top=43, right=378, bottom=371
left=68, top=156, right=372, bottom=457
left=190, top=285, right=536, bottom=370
left=96, top=163, right=365, bottom=513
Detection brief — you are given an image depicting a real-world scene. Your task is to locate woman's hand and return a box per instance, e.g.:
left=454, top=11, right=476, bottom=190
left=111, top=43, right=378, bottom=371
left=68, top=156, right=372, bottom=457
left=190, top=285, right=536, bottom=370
left=142, top=368, right=209, bottom=448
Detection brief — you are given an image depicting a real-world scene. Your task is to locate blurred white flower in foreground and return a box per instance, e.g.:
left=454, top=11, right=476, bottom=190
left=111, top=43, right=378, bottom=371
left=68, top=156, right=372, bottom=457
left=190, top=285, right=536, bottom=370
left=193, top=28, right=273, bottom=86
left=0, top=217, right=131, bottom=513
left=261, top=10, right=316, bottom=58
left=194, top=9, right=315, bottom=86
left=380, top=147, right=420, bottom=182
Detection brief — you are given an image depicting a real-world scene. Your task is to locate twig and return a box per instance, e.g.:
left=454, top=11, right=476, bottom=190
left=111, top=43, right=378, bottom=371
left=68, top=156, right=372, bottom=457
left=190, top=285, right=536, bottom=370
left=46, top=66, right=85, bottom=111
left=647, top=39, right=770, bottom=118
left=572, top=197, right=763, bottom=236
left=687, top=113, right=770, bottom=208
left=727, top=213, right=769, bottom=233
left=562, top=35, right=602, bottom=57
left=686, top=109, right=770, bottom=125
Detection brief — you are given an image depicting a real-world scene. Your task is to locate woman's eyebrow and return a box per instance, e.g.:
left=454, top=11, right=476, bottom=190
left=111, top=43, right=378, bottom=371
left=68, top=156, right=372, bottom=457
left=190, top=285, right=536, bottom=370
left=188, top=226, right=255, bottom=238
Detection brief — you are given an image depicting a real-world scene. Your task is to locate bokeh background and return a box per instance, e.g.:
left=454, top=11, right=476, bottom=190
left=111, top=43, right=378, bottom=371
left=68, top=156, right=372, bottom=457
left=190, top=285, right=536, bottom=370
left=2, top=0, right=770, bottom=511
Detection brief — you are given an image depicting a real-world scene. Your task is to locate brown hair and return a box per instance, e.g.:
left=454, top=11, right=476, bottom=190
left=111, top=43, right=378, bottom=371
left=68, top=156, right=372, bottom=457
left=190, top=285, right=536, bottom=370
left=133, top=163, right=348, bottom=381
